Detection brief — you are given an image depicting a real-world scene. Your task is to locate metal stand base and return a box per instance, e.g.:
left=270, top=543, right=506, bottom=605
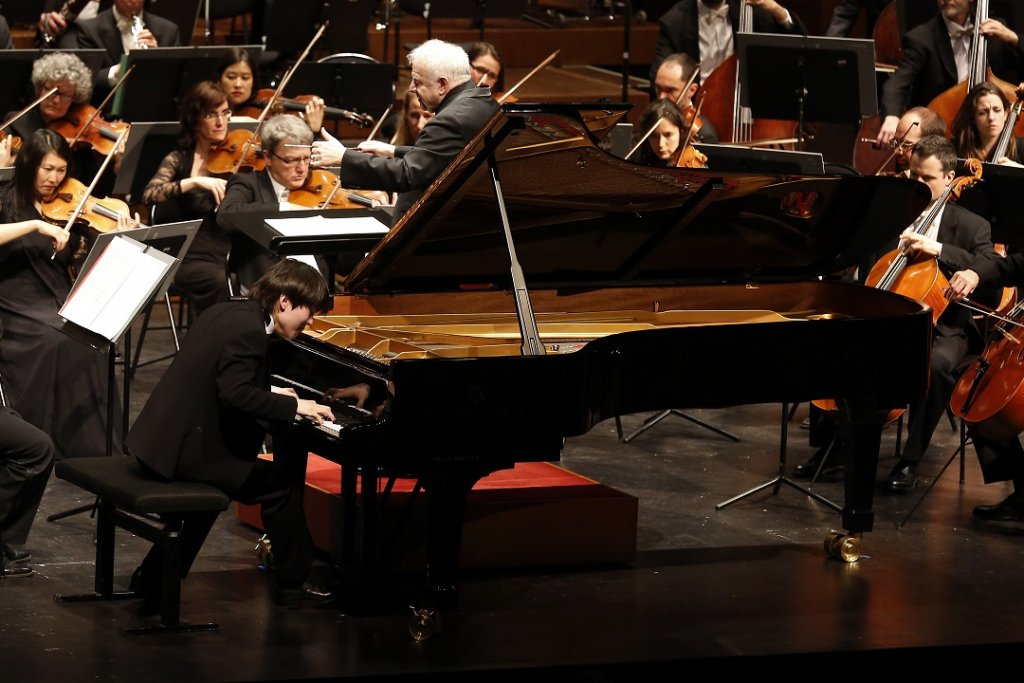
left=616, top=409, right=741, bottom=444
left=716, top=403, right=840, bottom=512
left=47, top=501, right=96, bottom=523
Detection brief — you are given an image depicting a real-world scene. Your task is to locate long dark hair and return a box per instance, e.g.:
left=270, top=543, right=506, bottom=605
left=634, top=99, right=686, bottom=166
left=952, top=81, right=1016, bottom=161
left=214, top=47, right=261, bottom=107
left=12, top=129, right=72, bottom=216
left=179, top=81, right=228, bottom=150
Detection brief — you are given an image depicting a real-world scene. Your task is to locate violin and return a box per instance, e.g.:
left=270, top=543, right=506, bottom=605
left=40, top=176, right=131, bottom=233
left=672, top=94, right=708, bottom=169
left=287, top=169, right=381, bottom=209
left=49, top=103, right=130, bottom=156
left=0, top=130, right=22, bottom=156
left=236, top=88, right=373, bottom=126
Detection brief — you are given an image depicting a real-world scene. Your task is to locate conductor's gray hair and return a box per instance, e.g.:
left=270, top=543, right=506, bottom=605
left=408, top=39, right=471, bottom=87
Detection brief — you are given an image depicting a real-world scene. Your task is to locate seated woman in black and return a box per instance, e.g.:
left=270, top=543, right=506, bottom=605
left=952, top=81, right=1024, bottom=167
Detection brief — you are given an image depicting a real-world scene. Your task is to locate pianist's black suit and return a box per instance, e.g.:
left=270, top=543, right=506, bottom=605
left=126, top=299, right=316, bottom=588
left=341, top=80, right=499, bottom=225
left=899, top=203, right=997, bottom=468
left=880, top=14, right=1024, bottom=119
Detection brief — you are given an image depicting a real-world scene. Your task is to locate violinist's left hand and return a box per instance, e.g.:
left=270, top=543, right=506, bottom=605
left=304, top=97, right=325, bottom=135
left=312, top=128, right=346, bottom=167
left=900, top=230, right=942, bottom=258
left=356, top=140, right=396, bottom=158
left=980, top=18, right=1018, bottom=46
left=947, top=269, right=980, bottom=300
left=116, top=213, right=140, bottom=232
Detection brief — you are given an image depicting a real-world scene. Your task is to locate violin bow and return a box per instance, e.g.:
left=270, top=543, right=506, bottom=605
left=871, top=120, right=918, bottom=176
left=234, top=21, right=328, bottom=173
left=0, top=88, right=58, bottom=134
left=673, top=63, right=702, bottom=109
left=497, top=49, right=560, bottom=105
left=69, top=64, right=136, bottom=148
left=625, top=66, right=703, bottom=160
left=678, top=93, right=706, bottom=152
left=625, top=115, right=665, bottom=160
left=51, top=126, right=131, bottom=259
left=364, top=104, right=393, bottom=142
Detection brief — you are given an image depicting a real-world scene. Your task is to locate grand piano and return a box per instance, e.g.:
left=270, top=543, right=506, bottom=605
left=262, top=103, right=934, bottom=620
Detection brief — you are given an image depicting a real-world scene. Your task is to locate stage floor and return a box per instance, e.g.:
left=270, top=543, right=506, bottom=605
left=2, top=307, right=1023, bottom=682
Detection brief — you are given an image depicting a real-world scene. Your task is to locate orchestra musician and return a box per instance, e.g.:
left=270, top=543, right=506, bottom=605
left=213, top=47, right=326, bottom=135
left=216, top=114, right=324, bottom=289
left=633, top=99, right=691, bottom=166
left=0, top=223, right=66, bottom=578
left=945, top=251, right=1024, bottom=524
left=877, top=0, right=1024, bottom=145
left=0, top=13, right=13, bottom=50
left=951, top=81, right=1024, bottom=165
left=141, top=81, right=233, bottom=315
left=468, top=41, right=504, bottom=90
left=825, top=0, right=891, bottom=38
left=0, top=129, right=124, bottom=461
left=311, top=39, right=500, bottom=226
left=650, top=0, right=806, bottom=83
left=124, top=259, right=353, bottom=607
left=63, top=0, right=181, bottom=98
left=882, top=135, right=996, bottom=491
left=652, top=53, right=719, bottom=143
left=388, top=88, right=434, bottom=147
left=885, top=106, right=948, bottom=176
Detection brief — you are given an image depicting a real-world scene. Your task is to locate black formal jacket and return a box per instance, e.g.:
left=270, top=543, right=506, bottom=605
left=340, top=81, right=499, bottom=225
left=60, top=8, right=181, bottom=98
left=126, top=299, right=297, bottom=494
left=880, top=14, right=1024, bottom=118
left=651, top=0, right=807, bottom=81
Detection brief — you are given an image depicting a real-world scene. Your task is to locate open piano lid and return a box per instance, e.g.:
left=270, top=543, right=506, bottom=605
left=344, top=103, right=930, bottom=294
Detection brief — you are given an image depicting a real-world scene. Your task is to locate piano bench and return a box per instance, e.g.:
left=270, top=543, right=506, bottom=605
left=53, top=456, right=230, bottom=636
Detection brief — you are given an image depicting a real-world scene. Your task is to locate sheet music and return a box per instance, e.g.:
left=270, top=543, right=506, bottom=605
left=60, top=236, right=175, bottom=342
left=266, top=215, right=389, bottom=238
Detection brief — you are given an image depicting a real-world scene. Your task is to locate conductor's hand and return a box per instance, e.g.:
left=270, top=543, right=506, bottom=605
left=356, top=140, right=396, bottom=159
left=323, top=383, right=371, bottom=408
left=947, top=269, right=980, bottom=301
left=311, top=128, right=346, bottom=167
left=296, top=399, right=334, bottom=425
left=35, top=220, right=69, bottom=252
left=303, top=97, right=325, bottom=135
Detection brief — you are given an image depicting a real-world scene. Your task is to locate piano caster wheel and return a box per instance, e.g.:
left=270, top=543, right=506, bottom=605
left=254, top=534, right=274, bottom=569
left=824, top=531, right=862, bottom=563
left=409, top=607, right=440, bottom=641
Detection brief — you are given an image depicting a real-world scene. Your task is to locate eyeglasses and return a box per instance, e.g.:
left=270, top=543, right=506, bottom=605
left=203, top=109, right=231, bottom=121
left=46, top=88, right=76, bottom=101
left=269, top=150, right=311, bottom=167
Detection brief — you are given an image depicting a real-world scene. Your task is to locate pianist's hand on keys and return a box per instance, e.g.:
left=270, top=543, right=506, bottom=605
left=296, top=398, right=334, bottom=425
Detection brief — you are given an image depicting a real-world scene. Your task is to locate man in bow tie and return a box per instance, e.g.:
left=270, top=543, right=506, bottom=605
left=649, top=0, right=806, bottom=85
left=877, top=0, right=1024, bottom=146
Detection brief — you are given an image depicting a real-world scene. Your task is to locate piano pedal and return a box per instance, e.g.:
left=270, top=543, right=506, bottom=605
left=824, top=531, right=862, bottom=563
left=408, top=606, right=441, bottom=641
left=255, top=534, right=275, bottom=569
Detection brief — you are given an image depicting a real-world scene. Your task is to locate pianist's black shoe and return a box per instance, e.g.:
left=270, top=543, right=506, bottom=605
left=275, top=577, right=335, bottom=608
left=883, top=460, right=918, bottom=493
left=1, top=543, right=30, bottom=564
left=973, top=493, right=1024, bottom=523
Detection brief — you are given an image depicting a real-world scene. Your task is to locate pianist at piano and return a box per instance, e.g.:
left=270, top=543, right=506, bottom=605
left=124, top=260, right=358, bottom=606
left=311, top=39, right=499, bottom=225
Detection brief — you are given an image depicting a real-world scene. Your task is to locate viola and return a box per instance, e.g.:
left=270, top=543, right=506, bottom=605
left=288, top=169, right=381, bottom=209
left=49, top=103, right=130, bottom=156
left=0, top=129, right=22, bottom=156
left=673, top=144, right=708, bottom=169
left=236, top=88, right=374, bottom=126
left=40, top=176, right=131, bottom=234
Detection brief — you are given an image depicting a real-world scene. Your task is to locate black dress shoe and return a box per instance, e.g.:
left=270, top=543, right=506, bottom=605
left=794, top=448, right=827, bottom=479
left=884, top=461, right=919, bottom=492
left=1, top=559, right=32, bottom=578
left=973, top=494, right=1024, bottom=522
left=276, top=578, right=335, bottom=608
left=1, top=544, right=30, bottom=564
left=794, top=449, right=844, bottom=481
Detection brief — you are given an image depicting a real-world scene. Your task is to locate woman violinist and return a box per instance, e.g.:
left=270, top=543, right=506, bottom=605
left=468, top=42, right=504, bottom=91
left=214, top=47, right=326, bottom=135
left=951, top=81, right=1024, bottom=166
left=0, top=129, right=123, bottom=460
left=632, top=99, right=706, bottom=168
left=141, top=81, right=233, bottom=315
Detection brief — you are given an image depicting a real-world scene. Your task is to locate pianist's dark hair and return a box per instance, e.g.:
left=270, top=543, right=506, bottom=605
left=912, top=135, right=957, bottom=173
left=10, top=129, right=72, bottom=217
left=249, top=260, right=331, bottom=316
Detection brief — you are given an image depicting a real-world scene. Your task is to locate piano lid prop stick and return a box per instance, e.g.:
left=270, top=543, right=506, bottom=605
left=497, top=49, right=560, bottom=105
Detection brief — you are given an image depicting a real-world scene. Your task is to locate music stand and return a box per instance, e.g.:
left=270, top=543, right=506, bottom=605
left=147, top=0, right=202, bottom=46
left=262, top=0, right=376, bottom=53
left=693, top=144, right=826, bottom=175
left=736, top=34, right=877, bottom=145
left=111, top=45, right=262, bottom=121
left=286, top=62, right=398, bottom=123
left=399, top=0, right=528, bottom=39
left=0, top=50, right=108, bottom=121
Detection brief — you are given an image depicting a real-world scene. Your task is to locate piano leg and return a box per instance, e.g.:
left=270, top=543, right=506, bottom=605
left=834, top=400, right=885, bottom=559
